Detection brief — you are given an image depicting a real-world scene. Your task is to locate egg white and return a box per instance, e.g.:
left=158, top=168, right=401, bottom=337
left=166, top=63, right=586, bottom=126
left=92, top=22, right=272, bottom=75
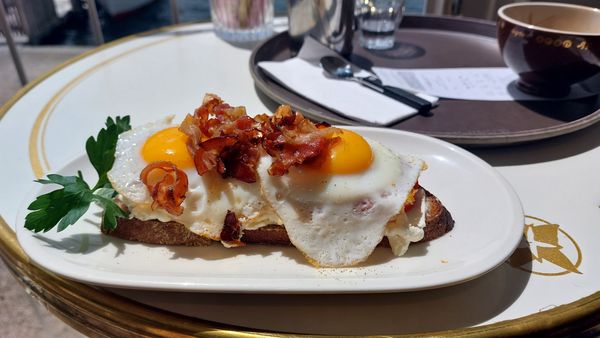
left=385, top=188, right=428, bottom=256
left=107, top=117, right=280, bottom=242
left=257, top=139, right=425, bottom=267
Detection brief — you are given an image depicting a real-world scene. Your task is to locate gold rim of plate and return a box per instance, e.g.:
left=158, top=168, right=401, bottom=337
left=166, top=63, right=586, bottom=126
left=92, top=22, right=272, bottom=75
left=1, top=23, right=600, bottom=337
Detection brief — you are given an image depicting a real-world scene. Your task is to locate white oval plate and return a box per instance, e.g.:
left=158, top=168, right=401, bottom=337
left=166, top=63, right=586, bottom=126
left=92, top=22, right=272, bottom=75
left=16, top=127, right=524, bottom=293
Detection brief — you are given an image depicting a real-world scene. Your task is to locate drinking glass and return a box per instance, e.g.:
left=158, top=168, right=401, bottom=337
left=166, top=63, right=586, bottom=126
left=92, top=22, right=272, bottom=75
left=210, top=0, right=274, bottom=42
left=356, top=0, right=405, bottom=50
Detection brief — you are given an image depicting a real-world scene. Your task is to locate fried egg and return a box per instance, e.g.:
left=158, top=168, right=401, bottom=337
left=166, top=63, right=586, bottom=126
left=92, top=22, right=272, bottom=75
left=258, top=130, right=427, bottom=267
left=109, top=117, right=427, bottom=267
left=107, top=116, right=280, bottom=242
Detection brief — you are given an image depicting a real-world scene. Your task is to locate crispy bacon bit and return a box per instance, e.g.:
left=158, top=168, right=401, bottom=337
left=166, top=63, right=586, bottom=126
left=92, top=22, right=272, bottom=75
left=221, top=210, right=245, bottom=247
left=315, top=121, right=332, bottom=129
left=193, top=136, right=238, bottom=176
left=220, top=141, right=262, bottom=183
left=178, top=94, right=340, bottom=182
left=140, top=161, right=188, bottom=216
left=261, top=105, right=340, bottom=176
left=179, top=94, right=264, bottom=183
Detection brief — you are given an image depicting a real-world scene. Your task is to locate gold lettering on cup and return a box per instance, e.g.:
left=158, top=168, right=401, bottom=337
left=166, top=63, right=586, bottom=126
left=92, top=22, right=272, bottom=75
left=531, top=35, right=588, bottom=51
left=577, top=40, right=588, bottom=50
left=511, top=27, right=525, bottom=38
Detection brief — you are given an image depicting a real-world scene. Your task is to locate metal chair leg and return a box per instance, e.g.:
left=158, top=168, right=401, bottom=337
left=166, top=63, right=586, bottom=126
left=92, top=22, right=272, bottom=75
left=170, top=0, right=179, bottom=25
left=0, top=0, right=27, bottom=86
left=87, top=0, right=104, bottom=45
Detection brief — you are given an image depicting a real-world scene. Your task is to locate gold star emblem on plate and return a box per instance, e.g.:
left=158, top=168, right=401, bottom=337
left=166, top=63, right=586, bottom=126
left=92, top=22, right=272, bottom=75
left=508, top=216, right=582, bottom=276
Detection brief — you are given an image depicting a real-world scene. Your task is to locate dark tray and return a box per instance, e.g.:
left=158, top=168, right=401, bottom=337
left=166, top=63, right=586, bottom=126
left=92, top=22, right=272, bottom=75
left=250, top=15, right=600, bottom=147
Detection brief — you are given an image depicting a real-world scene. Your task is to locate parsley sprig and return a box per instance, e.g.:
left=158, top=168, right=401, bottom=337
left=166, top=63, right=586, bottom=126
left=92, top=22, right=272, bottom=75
left=25, top=116, right=131, bottom=232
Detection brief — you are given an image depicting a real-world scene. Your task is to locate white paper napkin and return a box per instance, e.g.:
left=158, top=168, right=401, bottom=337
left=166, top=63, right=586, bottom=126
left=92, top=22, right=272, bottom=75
left=257, top=38, right=438, bottom=126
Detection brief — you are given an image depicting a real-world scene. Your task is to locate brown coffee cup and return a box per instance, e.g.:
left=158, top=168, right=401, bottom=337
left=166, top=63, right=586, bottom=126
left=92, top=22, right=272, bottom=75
left=497, top=2, right=600, bottom=97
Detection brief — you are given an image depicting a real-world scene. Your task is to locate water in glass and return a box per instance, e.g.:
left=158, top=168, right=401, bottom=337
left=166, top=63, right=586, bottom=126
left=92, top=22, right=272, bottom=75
left=357, top=0, right=404, bottom=50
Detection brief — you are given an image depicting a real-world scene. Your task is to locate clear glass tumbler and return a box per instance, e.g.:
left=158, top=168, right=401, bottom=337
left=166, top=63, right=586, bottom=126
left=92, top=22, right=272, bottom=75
left=356, top=0, right=405, bottom=50
left=210, top=0, right=274, bottom=42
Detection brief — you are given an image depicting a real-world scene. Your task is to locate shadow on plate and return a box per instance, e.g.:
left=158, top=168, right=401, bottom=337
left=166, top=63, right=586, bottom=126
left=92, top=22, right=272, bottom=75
left=34, top=232, right=124, bottom=257
left=164, top=240, right=416, bottom=268
left=109, top=237, right=531, bottom=335
left=165, top=242, right=311, bottom=267
left=33, top=216, right=125, bottom=256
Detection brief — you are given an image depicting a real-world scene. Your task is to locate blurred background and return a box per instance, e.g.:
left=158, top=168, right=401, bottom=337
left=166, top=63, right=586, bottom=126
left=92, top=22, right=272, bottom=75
left=0, top=0, right=597, bottom=337
left=2, top=0, right=598, bottom=46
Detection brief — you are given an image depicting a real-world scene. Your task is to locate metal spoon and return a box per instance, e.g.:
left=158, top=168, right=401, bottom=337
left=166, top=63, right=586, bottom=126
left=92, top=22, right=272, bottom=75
left=320, top=56, right=433, bottom=113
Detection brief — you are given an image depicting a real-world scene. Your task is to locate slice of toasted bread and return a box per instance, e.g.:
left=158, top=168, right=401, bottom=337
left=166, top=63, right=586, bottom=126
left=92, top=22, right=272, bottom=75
left=104, top=218, right=212, bottom=246
left=102, top=189, right=454, bottom=247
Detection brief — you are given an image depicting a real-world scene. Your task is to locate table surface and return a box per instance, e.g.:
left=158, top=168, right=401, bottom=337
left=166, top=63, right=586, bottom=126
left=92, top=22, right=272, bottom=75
left=1, top=21, right=600, bottom=336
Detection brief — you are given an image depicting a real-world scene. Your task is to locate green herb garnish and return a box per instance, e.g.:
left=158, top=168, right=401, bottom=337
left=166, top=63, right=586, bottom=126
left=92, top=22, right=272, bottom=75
left=25, top=116, right=131, bottom=232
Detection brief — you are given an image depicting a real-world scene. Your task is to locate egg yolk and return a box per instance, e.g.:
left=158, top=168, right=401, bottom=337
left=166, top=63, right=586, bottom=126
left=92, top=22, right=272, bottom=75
left=317, top=129, right=373, bottom=174
left=141, top=127, right=194, bottom=169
